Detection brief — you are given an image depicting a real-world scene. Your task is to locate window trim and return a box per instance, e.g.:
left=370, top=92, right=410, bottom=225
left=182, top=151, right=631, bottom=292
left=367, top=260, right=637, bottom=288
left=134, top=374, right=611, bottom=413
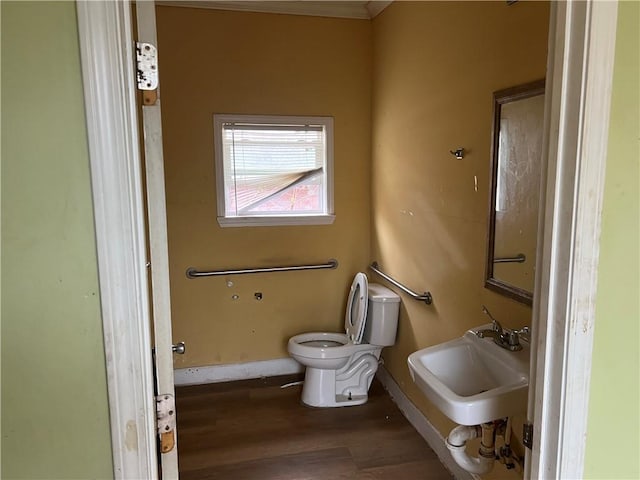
left=213, top=114, right=335, bottom=227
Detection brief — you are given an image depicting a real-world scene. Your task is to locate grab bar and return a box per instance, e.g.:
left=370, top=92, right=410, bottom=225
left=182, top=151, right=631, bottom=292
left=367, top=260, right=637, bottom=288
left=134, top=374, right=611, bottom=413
left=186, top=258, right=338, bottom=278
left=494, top=253, right=526, bottom=264
left=369, top=262, right=433, bottom=305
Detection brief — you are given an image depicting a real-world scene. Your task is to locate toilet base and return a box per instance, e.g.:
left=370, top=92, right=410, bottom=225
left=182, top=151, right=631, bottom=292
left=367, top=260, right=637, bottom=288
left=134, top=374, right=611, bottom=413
left=300, top=351, right=380, bottom=408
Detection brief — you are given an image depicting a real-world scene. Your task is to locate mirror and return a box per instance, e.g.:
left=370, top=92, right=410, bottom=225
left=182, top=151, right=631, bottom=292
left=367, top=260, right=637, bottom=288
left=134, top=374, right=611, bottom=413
left=485, top=80, right=545, bottom=305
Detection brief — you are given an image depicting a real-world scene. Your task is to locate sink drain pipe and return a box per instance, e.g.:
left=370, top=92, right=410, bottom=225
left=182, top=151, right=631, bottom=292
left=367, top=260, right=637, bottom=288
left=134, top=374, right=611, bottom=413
left=446, top=422, right=497, bottom=475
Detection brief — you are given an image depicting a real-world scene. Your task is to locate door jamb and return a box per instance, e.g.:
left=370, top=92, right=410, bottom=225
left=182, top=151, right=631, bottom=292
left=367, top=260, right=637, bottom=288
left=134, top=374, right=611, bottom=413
left=135, top=1, right=180, bottom=476
left=527, top=1, right=619, bottom=478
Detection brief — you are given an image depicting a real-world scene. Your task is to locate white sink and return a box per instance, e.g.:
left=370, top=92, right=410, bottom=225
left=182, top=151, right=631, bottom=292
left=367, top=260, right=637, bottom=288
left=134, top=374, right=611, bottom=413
left=408, top=324, right=529, bottom=426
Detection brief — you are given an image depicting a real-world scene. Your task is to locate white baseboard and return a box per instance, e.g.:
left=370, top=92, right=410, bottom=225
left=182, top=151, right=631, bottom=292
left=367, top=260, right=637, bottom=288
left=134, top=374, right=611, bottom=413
left=375, top=366, right=475, bottom=480
left=174, top=358, right=304, bottom=386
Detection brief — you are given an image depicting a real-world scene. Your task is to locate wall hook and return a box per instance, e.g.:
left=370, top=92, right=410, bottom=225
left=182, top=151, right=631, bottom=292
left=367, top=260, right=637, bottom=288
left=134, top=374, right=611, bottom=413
left=450, top=148, right=465, bottom=160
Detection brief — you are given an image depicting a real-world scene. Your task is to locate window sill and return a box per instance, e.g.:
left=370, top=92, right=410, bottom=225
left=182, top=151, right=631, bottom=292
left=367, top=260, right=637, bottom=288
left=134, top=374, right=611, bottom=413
left=217, top=215, right=336, bottom=228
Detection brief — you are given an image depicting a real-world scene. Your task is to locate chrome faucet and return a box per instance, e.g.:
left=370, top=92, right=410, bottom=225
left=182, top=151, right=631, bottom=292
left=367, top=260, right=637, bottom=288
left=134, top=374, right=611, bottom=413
left=476, top=306, right=530, bottom=352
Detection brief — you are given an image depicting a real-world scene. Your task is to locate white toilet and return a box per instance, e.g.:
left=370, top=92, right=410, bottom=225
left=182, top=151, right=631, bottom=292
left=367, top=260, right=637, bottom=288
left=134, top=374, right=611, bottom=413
left=288, top=273, right=400, bottom=407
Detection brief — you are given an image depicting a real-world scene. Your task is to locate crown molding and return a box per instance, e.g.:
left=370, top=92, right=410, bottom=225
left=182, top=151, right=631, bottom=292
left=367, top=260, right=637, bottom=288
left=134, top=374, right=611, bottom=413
left=366, top=1, right=392, bottom=18
left=157, top=1, right=392, bottom=19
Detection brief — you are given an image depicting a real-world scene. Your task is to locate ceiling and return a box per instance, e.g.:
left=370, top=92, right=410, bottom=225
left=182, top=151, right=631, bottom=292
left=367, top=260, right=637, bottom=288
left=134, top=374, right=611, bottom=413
left=156, top=1, right=393, bottom=19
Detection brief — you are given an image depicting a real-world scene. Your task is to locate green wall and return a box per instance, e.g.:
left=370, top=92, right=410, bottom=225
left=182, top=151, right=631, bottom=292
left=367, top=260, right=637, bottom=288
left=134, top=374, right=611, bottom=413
left=1, top=2, right=114, bottom=478
left=584, top=2, right=640, bottom=478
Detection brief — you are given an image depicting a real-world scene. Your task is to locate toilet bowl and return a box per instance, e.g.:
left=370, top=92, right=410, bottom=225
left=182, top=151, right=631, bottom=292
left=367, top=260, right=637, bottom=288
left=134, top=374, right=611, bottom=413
left=288, top=273, right=400, bottom=407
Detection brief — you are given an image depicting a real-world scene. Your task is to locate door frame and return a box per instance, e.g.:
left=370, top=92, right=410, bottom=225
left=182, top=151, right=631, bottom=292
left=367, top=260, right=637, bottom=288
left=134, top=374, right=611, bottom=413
left=527, top=2, right=618, bottom=479
left=76, top=1, right=158, bottom=478
left=76, top=1, right=618, bottom=478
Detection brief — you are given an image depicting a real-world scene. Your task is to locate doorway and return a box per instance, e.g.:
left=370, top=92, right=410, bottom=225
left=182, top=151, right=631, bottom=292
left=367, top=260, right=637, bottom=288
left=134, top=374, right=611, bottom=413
left=76, top=1, right=620, bottom=478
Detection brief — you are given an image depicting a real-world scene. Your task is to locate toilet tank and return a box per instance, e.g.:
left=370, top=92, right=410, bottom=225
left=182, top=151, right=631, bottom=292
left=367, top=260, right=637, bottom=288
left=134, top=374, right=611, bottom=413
left=363, top=283, right=400, bottom=346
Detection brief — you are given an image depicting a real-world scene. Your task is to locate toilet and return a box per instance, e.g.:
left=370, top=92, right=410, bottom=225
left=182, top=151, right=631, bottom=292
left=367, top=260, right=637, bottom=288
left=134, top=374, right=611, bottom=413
left=287, top=273, right=400, bottom=407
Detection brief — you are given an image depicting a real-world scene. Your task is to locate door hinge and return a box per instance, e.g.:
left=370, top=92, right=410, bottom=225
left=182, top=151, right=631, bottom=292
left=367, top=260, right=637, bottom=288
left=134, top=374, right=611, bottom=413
left=135, top=42, right=158, bottom=105
left=156, top=394, right=176, bottom=453
left=136, top=42, right=158, bottom=90
left=523, top=422, right=534, bottom=450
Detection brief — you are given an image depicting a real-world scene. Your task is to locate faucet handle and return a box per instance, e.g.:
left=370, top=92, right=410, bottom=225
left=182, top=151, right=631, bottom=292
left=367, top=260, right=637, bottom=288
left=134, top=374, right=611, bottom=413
left=514, top=326, right=531, bottom=342
left=481, top=305, right=503, bottom=333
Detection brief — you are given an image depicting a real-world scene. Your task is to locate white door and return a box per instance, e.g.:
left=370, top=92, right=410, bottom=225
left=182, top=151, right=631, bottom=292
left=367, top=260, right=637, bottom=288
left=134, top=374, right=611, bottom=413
left=136, top=1, right=180, bottom=478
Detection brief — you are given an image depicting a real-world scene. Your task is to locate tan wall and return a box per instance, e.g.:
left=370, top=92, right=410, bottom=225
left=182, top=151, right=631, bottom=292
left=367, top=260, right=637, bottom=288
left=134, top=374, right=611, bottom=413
left=371, top=0, right=549, bottom=464
left=156, top=7, right=372, bottom=368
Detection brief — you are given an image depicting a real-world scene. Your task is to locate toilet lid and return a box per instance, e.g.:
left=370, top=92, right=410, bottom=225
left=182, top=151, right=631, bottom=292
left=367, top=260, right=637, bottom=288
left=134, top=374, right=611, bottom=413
left=345, top=273, right=368, bottom=344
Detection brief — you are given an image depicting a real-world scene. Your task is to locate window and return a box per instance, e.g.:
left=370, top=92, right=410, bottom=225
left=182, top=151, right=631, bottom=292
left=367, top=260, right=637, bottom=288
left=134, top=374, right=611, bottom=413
left=214, top=114, right=335, bottom=227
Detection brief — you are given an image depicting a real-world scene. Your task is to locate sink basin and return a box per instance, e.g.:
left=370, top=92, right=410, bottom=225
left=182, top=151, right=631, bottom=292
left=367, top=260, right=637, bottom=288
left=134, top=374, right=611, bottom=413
left=408, top=324, right=529, bottom=426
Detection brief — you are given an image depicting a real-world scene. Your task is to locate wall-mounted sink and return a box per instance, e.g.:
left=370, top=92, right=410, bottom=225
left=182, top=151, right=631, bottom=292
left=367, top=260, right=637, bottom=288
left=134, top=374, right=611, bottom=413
left=408, top=324, right=529, bottom=426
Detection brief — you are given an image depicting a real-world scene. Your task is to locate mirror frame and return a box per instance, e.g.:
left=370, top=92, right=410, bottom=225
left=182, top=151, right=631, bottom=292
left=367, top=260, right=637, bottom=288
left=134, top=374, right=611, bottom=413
left=485, top=79, right=545, bottom=306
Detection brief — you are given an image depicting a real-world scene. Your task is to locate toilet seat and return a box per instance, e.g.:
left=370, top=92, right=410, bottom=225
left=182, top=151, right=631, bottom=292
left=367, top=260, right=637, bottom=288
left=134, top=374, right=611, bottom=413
left=345, top=272, right=368, bottom=344
left=289, top=273, right=369, bottom=358
left=287, top=276, right=399, bottom=408
left=289, top=332, right=352, bottom=362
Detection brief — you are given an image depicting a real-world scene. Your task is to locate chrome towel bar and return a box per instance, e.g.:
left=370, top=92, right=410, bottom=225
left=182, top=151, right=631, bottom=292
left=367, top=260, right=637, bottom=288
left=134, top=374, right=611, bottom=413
left=186, top=258, right=338, bottom=278
left=369, top=262, right=433, bottom=305
left=493, top=253, right=526, bottom=264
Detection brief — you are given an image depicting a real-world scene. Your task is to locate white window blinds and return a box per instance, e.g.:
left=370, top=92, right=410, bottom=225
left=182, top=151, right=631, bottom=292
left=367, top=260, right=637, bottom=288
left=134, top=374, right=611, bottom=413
left=220, top=121, right=327, bottom=216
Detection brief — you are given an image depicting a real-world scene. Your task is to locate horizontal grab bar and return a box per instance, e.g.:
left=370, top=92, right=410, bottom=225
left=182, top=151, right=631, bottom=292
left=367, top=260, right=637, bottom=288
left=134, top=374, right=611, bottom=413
left=186, top=258, right=338, bottom=278
left=369, top=262, right=432, bottom=305
left=494, top=253, right=526, bottom=264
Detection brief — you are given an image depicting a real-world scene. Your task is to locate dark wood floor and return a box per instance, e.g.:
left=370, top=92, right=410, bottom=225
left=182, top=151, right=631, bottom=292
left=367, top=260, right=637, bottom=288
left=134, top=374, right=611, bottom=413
left=176, top=375, right=454, bottom=479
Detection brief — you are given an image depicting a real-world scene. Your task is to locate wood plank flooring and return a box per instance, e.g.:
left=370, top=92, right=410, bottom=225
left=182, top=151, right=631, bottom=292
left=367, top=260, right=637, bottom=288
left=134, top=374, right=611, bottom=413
left=176, top=375, right=454, bottom=479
